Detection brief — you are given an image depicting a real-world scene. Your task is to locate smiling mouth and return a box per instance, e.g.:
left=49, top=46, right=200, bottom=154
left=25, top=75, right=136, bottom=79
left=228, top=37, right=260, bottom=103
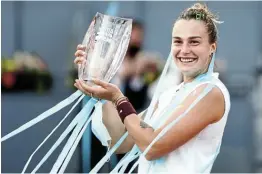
left=178, top=57, right=198, bottom=63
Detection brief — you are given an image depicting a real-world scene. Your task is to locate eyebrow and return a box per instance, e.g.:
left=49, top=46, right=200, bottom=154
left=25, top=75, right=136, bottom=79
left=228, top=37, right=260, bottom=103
left=172, top=36, right=202, bottom=39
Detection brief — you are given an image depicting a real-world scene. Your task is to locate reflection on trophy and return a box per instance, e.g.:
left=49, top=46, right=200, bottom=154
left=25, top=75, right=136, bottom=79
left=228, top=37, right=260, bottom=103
left=79, top=13, right=132, bottom=84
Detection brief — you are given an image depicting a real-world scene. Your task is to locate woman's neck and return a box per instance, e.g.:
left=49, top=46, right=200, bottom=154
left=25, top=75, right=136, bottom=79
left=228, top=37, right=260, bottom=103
left=183, top=68, right=209, bottom=84
left=183, top=75, right=195, bottom=84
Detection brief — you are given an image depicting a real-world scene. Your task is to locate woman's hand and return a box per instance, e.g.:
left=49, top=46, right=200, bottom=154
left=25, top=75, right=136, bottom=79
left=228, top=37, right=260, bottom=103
left=74, top=78, right=124, bottom=102
left=74, top=44, right=87, bottom=65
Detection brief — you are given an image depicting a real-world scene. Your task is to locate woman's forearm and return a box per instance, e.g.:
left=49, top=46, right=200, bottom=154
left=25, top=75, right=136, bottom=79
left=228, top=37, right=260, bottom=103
left=102, top=102, right=148, bottom=153
left=102, top=102, right=127, bottom=145
left=102, top=101, right=136, bottom=153
left=124, top=115, right=155, bottom=153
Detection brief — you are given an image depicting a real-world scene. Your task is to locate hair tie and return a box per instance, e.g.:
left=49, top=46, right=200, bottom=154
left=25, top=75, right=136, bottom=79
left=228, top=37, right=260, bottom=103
left=196, top=12, right=205, bottom=20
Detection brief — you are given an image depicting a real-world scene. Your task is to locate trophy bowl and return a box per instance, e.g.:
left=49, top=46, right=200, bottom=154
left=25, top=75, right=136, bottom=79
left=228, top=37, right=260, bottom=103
left=78, top=13, right=132, bottom=85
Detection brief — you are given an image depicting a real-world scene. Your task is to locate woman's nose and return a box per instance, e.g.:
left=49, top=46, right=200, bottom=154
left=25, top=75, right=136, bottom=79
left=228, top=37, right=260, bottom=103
left=180, top=44, right=191, bottom=54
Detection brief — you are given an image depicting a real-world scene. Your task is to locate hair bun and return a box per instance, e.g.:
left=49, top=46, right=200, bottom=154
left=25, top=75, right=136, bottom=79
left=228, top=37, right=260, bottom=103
left=188, top=3, right=212, bottom=19
left=191, top=3, right=208, bottom=11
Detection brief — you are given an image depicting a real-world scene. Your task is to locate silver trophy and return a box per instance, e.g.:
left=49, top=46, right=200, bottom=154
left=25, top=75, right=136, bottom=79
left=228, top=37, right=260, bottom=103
left=78, top=13, right=132, bottom=84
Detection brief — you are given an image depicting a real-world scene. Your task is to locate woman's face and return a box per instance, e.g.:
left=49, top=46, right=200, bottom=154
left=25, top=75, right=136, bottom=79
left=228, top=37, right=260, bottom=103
left=172, top=19, right=216, bottom=80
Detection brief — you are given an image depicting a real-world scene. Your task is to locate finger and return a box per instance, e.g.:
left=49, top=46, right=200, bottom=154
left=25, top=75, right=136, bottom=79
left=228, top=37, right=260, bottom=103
left=74, top=50, right=86, bottom=58
left=74, top=57, right=86, bottom=64
left=76, top=79, right=97, bottom=95
left=74, top=82, right=87, bottom=94
left=92, top=79, right=109, bottom=88
left=75, top=80, right=92, bottom=96
left=77, top=44, right=86, bottom=51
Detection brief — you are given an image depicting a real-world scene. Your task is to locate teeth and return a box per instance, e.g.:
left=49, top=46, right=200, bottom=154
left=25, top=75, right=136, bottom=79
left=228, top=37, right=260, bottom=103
left=180, top=58, right=195, bottom=62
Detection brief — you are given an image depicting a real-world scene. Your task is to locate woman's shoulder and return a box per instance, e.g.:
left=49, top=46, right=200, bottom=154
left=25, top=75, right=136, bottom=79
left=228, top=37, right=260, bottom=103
left=211, top=75, right=230, bottom=102
left=197, top=73, right=230, bottom=100
left=192, top=76, right=231, bottom=120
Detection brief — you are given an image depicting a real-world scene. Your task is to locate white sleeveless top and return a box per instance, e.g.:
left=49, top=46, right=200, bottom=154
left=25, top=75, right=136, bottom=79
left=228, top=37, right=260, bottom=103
left=138, top=75, right=231, bottom=174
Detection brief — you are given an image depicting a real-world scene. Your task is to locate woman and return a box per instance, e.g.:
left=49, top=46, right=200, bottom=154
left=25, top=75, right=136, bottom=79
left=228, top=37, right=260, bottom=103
left=74, top=3, right=230, bottom=173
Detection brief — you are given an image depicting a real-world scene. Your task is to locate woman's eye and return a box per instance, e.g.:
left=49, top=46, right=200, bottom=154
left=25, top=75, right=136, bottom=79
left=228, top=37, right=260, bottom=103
left=173, top=40, right=182, bottom=44
left=190, top=40, right=200, bottom=45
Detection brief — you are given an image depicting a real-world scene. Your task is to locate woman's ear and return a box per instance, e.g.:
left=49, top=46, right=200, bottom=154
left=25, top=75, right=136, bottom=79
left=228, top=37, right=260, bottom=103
left=210, top=42, right=217, bottom=54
